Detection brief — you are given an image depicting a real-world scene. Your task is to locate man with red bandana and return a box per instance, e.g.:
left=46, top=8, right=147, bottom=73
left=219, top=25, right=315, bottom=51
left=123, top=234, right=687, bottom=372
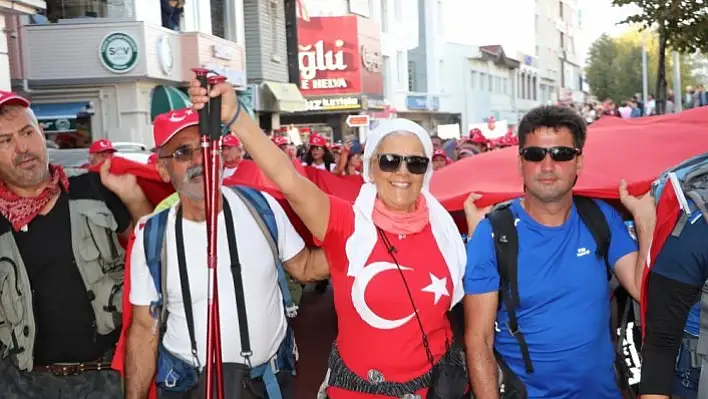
left=0, top=90, right=152, bottom=398
left=221, top=134, right=243, bottom=179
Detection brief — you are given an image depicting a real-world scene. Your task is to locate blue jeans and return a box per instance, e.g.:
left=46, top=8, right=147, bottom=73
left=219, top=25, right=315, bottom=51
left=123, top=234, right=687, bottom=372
left=674, top=333, right=701, bottom=399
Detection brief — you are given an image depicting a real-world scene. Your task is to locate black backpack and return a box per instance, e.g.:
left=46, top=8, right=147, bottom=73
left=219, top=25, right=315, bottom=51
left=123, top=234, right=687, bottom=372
left=486, top=196, right=612, bottom=375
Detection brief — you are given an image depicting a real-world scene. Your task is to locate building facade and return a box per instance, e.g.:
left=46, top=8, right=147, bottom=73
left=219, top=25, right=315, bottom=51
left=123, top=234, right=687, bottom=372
left=0, top=0, right=46, bottom=90
left=440, top=43, right=520, bottom=133
left=244, top=0, right=307, bottom=133
left=404, top=0, right=459, bottom=132
left=8, top=0, right=246, bottom=148
left=277, top=0, right=408, bottom=142
left=535, top=0, right=585, bottom=104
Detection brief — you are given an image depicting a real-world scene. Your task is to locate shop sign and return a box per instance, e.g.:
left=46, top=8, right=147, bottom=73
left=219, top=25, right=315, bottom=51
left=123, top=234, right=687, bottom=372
left=346, top=114, right=370, bottom=127
left=157, top=36, right=174, bottom=75
left=99, top=32, right=139, bottom=74
left=297, top=16, right=360, bottom=96
left=406, top=95, right=440, bottom=111
left=307, top=96, right=361, bottom=111
left=41, top=118, right=76, bottom=133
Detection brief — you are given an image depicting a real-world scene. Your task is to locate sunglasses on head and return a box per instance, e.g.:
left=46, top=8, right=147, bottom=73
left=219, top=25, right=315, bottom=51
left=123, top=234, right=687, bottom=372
left=377, top=153, right=429, bottom=175
left=519, top=146, right=581, bottom=162
left=159, top=144, right=202, bottom=163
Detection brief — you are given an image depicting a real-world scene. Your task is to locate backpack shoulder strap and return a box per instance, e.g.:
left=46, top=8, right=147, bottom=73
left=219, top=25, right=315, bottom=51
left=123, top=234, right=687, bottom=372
left=487, top=204, right=534, bottom=374
left=573, top=196, right=612, bottom=279
left=229, top=186, right=298, bottom=318
left=143, top=208, right=170, bottom=321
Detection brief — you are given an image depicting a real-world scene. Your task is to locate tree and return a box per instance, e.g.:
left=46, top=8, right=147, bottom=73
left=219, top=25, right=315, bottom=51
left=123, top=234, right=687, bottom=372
left=585, top=34, right=620, bottom=101
left=585, top=28, right=698, bottom=104
left=612, top=0, right=708, bottom=113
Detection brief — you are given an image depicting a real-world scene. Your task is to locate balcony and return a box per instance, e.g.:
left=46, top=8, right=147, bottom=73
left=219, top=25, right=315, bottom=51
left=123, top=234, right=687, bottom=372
left=21, top=20, right=245, bottom=87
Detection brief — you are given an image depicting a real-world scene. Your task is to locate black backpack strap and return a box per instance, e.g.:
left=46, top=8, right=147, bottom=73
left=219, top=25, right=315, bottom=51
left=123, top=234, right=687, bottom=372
left=175, top=206, right=201, bottom=370
left=488, top=205, right=534, bottom=374
left=573, top=196, right=612, bottom=279
left=222, top=196, right=253, bottom=364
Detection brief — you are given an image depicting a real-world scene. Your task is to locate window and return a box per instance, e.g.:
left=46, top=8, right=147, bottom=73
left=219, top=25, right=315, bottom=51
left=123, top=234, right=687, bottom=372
left=480, top=73, right=487, bottom=90
left=470, top=71, right=477, bottom=89
left=383, top=56, right=391, bottom=98
left=211, top=0, right=225, bottom=38
left=408, top=61, right=416, bottom=91
left=46, top=0, right=109, bottom=22
left=560, top=32, right=565, bottom=50
left=559, top=1, right=563, bottom=18
left=488, top=74, right=493, bottom=92
left=269, top=2, right=279, bottom=55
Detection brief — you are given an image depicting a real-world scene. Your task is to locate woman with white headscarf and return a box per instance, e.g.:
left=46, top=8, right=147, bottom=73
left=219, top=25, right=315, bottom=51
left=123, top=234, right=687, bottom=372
left=189, top=81, right=468, bottom=399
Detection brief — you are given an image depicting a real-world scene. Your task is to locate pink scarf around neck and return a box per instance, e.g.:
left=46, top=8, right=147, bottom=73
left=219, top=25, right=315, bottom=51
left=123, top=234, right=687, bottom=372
left=372, top=195, right=429, bottom=235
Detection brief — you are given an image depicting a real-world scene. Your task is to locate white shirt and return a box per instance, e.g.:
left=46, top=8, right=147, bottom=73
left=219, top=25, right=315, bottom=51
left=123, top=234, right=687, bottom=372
left=223, top=166, right=238, bottom=179
left=130, top=188, right=305, bottom=369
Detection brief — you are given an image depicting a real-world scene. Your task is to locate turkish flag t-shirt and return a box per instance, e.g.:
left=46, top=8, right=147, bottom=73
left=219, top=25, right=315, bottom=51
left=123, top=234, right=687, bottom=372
left=321, top=196, right=454, bottom=399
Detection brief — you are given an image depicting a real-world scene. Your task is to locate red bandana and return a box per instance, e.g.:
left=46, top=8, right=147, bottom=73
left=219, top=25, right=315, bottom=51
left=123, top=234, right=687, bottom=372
left=224, top=160, right=241, bottom=169
left=0, top=164, right=70, bottom=231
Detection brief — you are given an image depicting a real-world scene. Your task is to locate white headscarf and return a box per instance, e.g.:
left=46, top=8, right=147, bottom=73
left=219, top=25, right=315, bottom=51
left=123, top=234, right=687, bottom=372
left=344, top=118, right=467, bottom=309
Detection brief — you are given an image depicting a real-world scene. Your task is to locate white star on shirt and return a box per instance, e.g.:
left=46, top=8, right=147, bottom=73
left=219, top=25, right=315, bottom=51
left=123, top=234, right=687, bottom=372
left=421, top=273, right=449, bottom=305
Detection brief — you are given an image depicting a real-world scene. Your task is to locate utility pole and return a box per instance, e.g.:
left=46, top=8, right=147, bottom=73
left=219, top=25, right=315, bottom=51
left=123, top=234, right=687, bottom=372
left=641, top=32, right=648, bottom=105
left=673, top=50, right=682, bottom=112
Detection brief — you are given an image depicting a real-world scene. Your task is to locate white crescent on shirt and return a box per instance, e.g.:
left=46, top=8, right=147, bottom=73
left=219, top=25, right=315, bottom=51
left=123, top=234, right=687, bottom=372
left=129, top=188, right=305, bottom=369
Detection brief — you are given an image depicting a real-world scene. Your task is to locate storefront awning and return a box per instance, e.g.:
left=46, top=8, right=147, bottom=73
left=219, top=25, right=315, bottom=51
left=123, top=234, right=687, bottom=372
left=31, top=102, right=89, bottom=133
left=262, top=82, right=308, bottom=113
left=150, top=85, right=192, bottom=122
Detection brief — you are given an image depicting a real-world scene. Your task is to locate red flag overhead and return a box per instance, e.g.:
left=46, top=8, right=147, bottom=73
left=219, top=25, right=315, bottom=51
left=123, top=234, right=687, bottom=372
left=100, top=107, right=708, bottom=214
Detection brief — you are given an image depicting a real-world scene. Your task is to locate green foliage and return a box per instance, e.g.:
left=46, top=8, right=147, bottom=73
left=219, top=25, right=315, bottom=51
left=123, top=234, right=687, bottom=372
left=611, top=0, right=708, bottom=53
left=585, top=28, right=698, bottom=102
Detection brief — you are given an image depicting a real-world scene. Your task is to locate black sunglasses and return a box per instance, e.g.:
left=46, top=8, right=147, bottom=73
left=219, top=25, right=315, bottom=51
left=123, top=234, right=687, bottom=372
left=519, top=146, right=581, bottom=162
left=377, top=153, right=429, bottom=175
left=159, top=144, right=202, bottom=162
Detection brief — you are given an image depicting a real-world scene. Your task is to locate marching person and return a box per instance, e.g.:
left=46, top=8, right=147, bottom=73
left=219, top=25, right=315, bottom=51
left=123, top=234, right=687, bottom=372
left=221, top=134, right=243, bottom=179
left=303, top=134, right=336, bottom=171
left=125, top=108, right=329, bottom=399
left=0, top=90, right=152, bottom=398
left=88, top=138, right=118, bottom=166
left=463, top=105, right=656, bottom=398
left=189, top=80, right=468, bottom=399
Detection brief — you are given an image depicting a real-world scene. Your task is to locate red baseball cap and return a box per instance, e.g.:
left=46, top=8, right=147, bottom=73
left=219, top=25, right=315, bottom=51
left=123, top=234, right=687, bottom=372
left=153, top=108, right=199, bottom=148
left=222, top=134, right=241, bottom=148
left=309, top=134, right=328, bottom=147
left=272, top=136, right=289, bottom=146
left=89, top=139, right=116, bottom=154
left=147, top=153, right=158, bottom=165
left=0, top=90, right=30, bottom=108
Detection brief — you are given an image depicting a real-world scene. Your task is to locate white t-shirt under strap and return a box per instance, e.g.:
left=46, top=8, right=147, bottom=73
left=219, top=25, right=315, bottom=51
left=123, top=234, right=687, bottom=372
left=130, top=188, right=305, bottom=369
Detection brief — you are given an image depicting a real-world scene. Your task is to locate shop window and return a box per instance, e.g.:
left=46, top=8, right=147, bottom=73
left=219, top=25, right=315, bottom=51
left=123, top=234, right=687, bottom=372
left=45, top=0, right=108, bottom=22
left=211, top=0, right=225, bottom=38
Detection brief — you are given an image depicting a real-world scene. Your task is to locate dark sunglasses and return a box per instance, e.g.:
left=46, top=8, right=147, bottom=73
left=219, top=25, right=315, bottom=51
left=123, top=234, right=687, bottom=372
left=377, top=153, right=429, bottom=175
left=159, top=144, right=202, bottom=163
left=519, top=146, right=581, bottom=162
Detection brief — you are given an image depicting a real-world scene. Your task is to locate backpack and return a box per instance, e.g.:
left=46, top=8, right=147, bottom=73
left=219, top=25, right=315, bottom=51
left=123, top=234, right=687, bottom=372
left=486, top=196, right=637, bottom=395
left=648, top=153, right=708, bottom=397
left=142, top=185, right=299, bottom=391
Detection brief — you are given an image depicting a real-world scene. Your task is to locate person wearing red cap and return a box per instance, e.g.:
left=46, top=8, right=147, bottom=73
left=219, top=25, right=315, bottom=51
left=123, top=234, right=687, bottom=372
left=0, top=90, right=152, bottom=398
left=303, top=134, right=335, bottom=171
left=431, top=149, right=451, bottom=171
left=466, top=128, right=488, bottom=154
left=125, top=108, right=328, bottom=399
left=88, top=138, right=117, bottom=166
left=221, top=133, right=243, bottom=179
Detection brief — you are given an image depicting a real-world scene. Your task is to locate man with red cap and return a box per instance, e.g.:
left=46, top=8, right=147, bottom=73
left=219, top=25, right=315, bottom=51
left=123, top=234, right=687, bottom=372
left=432, top=149, right=451, bottom=171
left=221, top=134, right=243, bottom=179
left=125, top=108, right=329, bottom=399
left=303, top=133, right=335, bottom=171
left=88, top=138, right=117, bottom=167
left=463, top=128, right=488, bottom=154
left=0, top=90, right=152, bottom=398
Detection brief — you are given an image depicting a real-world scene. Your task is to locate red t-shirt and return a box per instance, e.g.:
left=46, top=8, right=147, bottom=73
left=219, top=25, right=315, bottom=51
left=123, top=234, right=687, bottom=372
left=321, top=196, right=454, bottom=399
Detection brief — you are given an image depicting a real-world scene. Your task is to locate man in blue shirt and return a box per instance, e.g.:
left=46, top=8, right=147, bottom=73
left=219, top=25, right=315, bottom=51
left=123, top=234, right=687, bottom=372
left=461, top=105, right=657, bottom=399
left=640, top=211, right=708, bottom=399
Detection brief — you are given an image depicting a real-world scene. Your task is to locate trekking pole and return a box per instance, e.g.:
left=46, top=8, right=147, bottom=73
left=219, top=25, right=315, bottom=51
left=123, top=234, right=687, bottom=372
left=192, top=68, right=226, bottom=399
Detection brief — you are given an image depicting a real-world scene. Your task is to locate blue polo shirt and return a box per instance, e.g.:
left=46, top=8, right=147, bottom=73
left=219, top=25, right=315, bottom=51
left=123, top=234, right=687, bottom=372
left=464, top=198, right=637, bottom=399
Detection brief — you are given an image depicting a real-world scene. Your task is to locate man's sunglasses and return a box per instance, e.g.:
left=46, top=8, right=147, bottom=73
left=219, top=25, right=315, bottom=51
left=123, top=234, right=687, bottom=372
left=377, top=153, right=429, bottom=175
left=519, top=146, right=581, bottom=162
left=159, top=145, right=202, bottom=163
